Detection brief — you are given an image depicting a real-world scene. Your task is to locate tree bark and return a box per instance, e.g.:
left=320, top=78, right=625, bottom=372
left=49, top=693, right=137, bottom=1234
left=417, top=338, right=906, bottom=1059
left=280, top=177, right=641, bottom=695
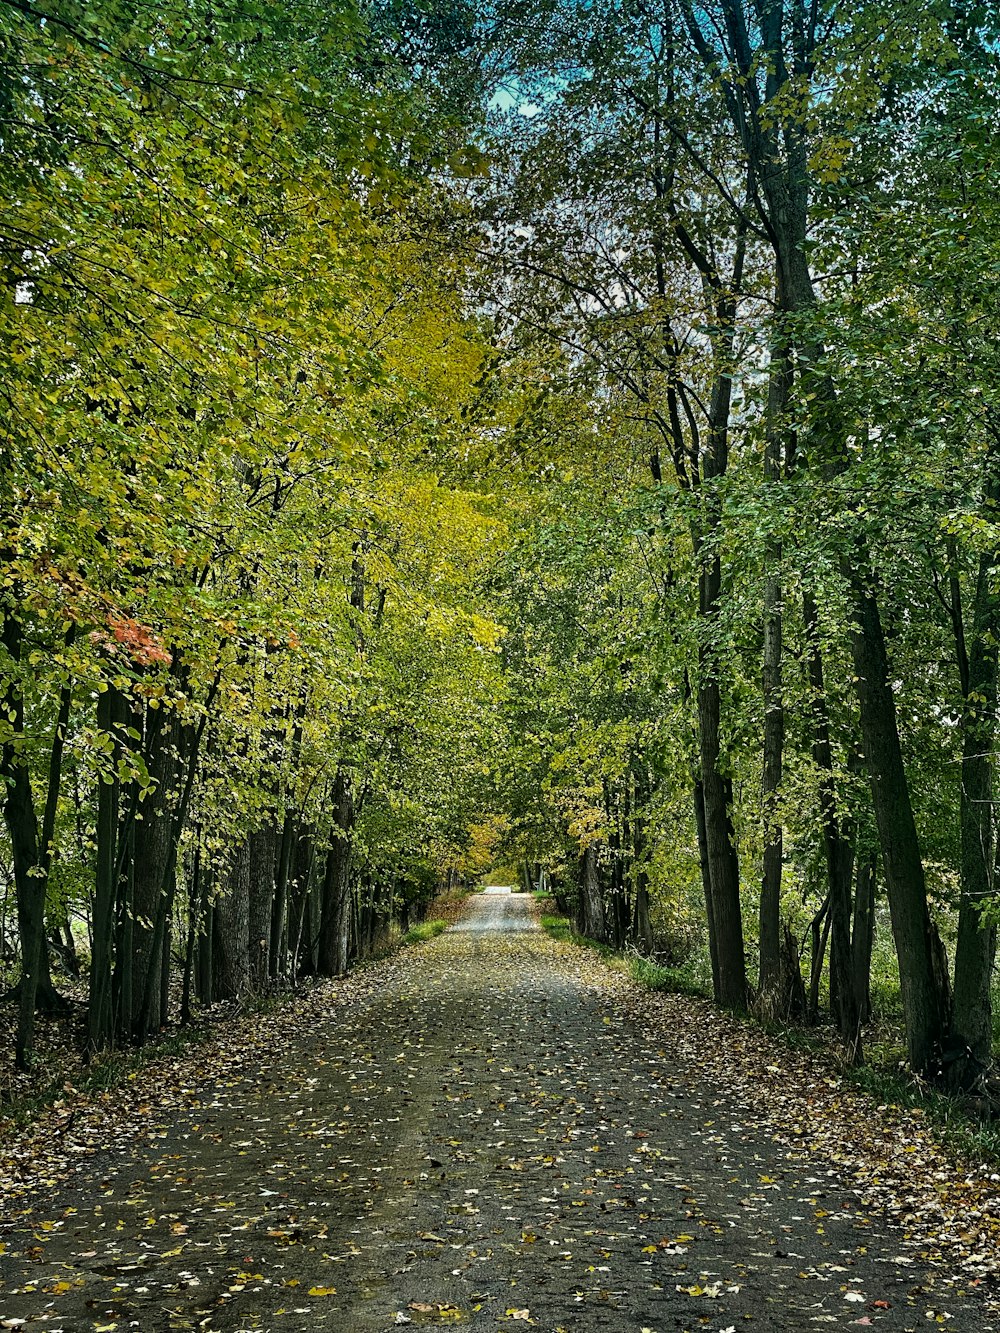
left=804, top=593, right=860, bottom=1057
left=247, top=822, right=277, bottom=992
left=758, top=334, right=791, bottom=1015
left=130, top=711, right=177, bottom=1034
left=580, top=844, right=606, bottom=943
left=1, top=606, right=68, bottom=1066
left=213, top=838, right=251, bottom=1002
left=848, top=573, right=948, bottom=1075
left=950, top=544, right=999, bottom=1086
left=318, top=772, right=354, bottom=977
left=88, top=684, right=124, bottom=1054
left=851, top=852, right=876, bottom=1025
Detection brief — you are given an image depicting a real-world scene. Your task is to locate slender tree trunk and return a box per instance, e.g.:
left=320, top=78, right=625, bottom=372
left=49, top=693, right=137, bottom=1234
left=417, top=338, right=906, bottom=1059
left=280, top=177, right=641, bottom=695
left=88, top=684, right=124, bottom=1054
left=270, top=809, right=295, bottom=980
left=803, top=593, right=860, bottom=1056
left=851, top=852, right=876, bottom=1025
left=181, top=844, right=201, bottom=1025
left=4, top=732, right=44, bottom=1070
left=807, top=894, right=832, bottom=1026
left=693, top=774, right=719, bottom=995
left=247, top=822, right=277, bottom=992
left=631, top=770, right=654, bottom=953
left=287, top=824, right=315, bottom=979
left=758, top=335, right=791, bottom=1014
left=196, top=873, right=214, bottom=1007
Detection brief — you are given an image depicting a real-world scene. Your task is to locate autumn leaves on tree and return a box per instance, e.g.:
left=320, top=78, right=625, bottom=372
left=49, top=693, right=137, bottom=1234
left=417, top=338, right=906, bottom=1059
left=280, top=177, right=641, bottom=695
left=2, top=0, right=1000, bottom=1093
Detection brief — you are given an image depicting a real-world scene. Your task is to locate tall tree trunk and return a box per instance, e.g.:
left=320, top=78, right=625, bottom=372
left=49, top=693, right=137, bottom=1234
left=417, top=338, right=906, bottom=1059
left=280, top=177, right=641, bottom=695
left=213, top=838, right=251, bottom=1002
left=181, top=844, right=201, bottom=1025
left=88, top=684, right=124, bottom=1054
left=196, top=872, right=214, bottom=1007
left=631, top=769, right=654, bottom=954
left=287, top=823, right=315, bottom=979
left=247, top=822, right=278, bottom=992
left=950, top=544, right=999, bottom=1086
left=851, top=851, right=876, bottom=1026
left=848, top=574, right=948, bottom=1075
left=807, top=894, right=832, bottom=1026
left=130, top=711, right=177, bottom=1035
left=318, top=772, right=354, bottom=977
left=693, top=774, right=719, bottom=995
left=580, top=844, right=606, bottom=943
left=270, top=808, right=295, bottom=980
left=758, top=334, right=791, bottom=1015
left=803, top=593, right=860, bottom=1057
left=697, top=638, right=746, bottom=1007
left=1, top=606, right=69, bottom=1067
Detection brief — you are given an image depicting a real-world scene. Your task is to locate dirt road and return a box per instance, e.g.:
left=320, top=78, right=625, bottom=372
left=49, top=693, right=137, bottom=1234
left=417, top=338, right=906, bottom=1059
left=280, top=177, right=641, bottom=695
left=0, top=894, right=993, bottom=1331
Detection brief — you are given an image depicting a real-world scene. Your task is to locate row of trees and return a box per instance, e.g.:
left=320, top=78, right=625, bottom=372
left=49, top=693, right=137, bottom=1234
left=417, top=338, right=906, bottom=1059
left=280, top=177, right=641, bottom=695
left=481, top=0, right=1000, bottom=1087
left=0, top=0, right=504, bottom=1069
left=4, top=0, right=1000, bottom=1096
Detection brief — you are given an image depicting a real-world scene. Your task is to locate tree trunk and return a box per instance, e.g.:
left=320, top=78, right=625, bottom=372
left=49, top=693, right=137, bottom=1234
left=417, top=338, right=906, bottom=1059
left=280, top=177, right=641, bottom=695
left=851, top=852, right=876, bottom=1026
left=631, top=771, right=654, bottom=953
left=213, top=838, right=251, bottom=1002
left=847, top=572, right=948, bottom=1075
left=181, top=845, right=201, bottom=1025
left=287, top=823, right=315, bottom=979
left=247, top=822, right=277, bottom=992
left=88, top=684, right=124, bottom=1054
left=758, top=334, right=791, bottom=1015
left=270, top=809, right=295, bottom=980
left=196, top=876, right=214, bottom=1007
left=580, top=844, right=606, bottom=943
left=318, top=772, right=354, bottom=977
left=1, top=607, right=68, bottom=1066
left=803, top=593, right=860, bottom=1057
left=693, top=774, right=720, bottom=995
left=697, top=639, right=746, bottom=1008
left=807, top=894, right=832, bottom=1026
left=130, top=711, right=177, bottom=1035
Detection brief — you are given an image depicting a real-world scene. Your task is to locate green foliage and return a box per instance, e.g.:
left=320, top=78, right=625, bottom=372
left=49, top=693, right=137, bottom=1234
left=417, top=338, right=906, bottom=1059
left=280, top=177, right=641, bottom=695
left=627, top=955, right=709, bottom=999
left=539, top=914, right=572, bottom=942
left=403, top=919, right=449, bottom=944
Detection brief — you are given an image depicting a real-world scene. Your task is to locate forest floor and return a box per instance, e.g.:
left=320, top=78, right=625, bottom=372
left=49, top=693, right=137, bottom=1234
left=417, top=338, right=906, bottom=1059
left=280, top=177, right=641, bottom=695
left=0, top=894, right=999, bottom=1332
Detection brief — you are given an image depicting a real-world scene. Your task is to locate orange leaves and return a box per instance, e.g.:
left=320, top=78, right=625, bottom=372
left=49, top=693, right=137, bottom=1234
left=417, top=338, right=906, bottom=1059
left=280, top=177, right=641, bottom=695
left=106, top=615, right=172, bottom=667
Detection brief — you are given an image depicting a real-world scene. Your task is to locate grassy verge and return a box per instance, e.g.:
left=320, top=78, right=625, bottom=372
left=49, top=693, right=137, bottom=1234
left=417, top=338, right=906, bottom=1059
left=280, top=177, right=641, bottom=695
left=538, top=914, right=617, bottom=959
left=626, top=954, right=707, bottom=998
left=403, top=919, right=448, bottom=945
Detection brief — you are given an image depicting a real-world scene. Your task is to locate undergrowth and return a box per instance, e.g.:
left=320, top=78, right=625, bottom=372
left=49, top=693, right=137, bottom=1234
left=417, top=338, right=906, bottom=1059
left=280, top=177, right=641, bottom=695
left=627, top=954, right=707, bottom=998
left=403, top=919, right=448, bottom=944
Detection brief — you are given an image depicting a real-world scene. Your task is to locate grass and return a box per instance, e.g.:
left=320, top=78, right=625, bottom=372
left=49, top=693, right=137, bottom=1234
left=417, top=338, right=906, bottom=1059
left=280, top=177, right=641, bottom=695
left=403, top=919, right=448, bottom=945
left=539, top=913, right=573, bottom=942
left=626, top=954, right=708, bottom=998
left=538, top=914, right=618, bottom=958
